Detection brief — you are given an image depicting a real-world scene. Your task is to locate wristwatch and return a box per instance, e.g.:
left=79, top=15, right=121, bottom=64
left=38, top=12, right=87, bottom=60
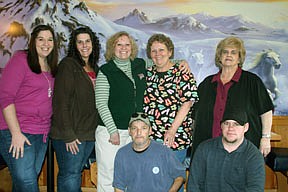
left=262, top=133, right=271, bottom=138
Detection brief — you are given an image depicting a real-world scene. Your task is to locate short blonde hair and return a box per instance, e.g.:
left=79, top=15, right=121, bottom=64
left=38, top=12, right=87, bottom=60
left=215, top=36, right=246, bottom=68
left=104, top=31, right=138, bottom=62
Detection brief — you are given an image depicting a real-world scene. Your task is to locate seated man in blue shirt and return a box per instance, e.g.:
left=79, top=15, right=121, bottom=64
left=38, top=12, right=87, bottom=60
left=113, top=112, right=186, bottom=192
left=187, top=107, right=265, bottom=192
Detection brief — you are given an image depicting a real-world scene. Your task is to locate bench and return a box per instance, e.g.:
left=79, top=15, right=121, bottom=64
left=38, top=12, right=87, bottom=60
left=265, top=147, right=288, bottom=191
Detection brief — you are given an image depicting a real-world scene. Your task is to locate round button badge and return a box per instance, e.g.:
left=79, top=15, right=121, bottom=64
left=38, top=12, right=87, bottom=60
left=152, top=166, right=160, bottom=174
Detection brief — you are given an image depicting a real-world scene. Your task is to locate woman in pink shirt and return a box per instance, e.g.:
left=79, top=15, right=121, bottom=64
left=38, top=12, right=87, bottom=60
left=0, top=24, right=58, bottom=192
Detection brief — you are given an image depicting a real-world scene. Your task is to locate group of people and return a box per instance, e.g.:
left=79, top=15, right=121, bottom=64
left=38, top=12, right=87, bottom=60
left=0, top=23, right=273, bottom=192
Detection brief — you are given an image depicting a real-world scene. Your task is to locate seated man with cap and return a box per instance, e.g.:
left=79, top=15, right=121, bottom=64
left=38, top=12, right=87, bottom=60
left=113, top=112, right=186, bottom=192
left=187, top=107, right=265, bottom=192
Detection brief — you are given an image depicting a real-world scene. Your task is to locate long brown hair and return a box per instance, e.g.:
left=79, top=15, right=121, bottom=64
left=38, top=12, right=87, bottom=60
left=27, top=24, right=58, bottom=77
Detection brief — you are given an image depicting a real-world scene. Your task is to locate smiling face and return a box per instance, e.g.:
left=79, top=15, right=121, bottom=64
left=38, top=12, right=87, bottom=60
left=150, top=41, right=172, bottom=72
left=220, top=47, right=240, bottom=69
left=76, top=33, right=92, bottom=63
left=129, top=120, right=152, bottom=151
left=114, top=35, right=132, bottom=60
left=221, top=120, right=248, bottom=145
left=36, top=30, right=54, bottom=59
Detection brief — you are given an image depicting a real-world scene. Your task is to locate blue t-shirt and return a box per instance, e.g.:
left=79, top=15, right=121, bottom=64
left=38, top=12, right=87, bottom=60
left=113, top=140, right=186, bottom=192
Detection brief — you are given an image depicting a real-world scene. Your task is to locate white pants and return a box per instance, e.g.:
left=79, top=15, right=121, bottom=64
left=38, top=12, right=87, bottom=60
left=95, top=125, right=131, bottom=192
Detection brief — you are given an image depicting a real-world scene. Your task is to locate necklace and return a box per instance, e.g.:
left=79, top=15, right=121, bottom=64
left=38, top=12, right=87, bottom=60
left=42, top=72, right=52, bottom=97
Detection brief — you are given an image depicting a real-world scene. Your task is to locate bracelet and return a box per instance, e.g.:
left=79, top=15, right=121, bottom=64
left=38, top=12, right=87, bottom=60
left=262, top=133, right=271, bottom=138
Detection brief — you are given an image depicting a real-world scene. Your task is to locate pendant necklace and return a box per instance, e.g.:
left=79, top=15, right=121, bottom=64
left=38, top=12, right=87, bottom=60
left=42, top=72, right=52, bottom=97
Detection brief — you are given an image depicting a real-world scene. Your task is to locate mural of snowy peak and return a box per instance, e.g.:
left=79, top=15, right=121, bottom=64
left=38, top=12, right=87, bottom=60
left=115, top=8, right=287, bottom=40
left=0, top=0, right=148, bottom=65
left=0, top=0, right=287, bottom=115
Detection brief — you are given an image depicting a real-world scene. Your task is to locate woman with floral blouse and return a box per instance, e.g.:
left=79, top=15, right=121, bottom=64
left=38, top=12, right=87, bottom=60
left=143, top=34, right=199, bottom=168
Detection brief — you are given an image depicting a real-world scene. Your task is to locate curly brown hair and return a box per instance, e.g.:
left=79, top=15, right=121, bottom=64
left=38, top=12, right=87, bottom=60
left=67, top=26, right=101, bottom=72
left=146, top=33, right=174, bottom=59
left=104, top=31, right=138, bottom=62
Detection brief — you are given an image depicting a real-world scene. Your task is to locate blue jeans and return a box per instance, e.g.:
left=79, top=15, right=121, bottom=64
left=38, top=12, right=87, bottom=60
left=52, top=139, right=94, bottom=192
left=0, top=130, right=48, bottom=192
left=173, top=148, right=188, bottom=192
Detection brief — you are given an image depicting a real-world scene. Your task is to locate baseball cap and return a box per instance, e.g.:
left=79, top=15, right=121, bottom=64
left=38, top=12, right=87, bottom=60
left=129, top=112, right=151, bottom=127
left=221, top=107, right=248, bottom=126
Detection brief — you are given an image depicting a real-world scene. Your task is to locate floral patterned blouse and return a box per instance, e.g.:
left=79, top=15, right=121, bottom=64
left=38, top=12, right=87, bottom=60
left=143, top=63, right=199, bottom=150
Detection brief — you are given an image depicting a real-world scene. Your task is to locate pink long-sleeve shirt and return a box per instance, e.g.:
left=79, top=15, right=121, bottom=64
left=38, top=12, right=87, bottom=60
left=0, top=51, right=54, bottom=135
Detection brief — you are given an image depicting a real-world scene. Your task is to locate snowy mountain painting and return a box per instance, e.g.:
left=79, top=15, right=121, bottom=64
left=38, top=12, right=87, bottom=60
left=0, top=0, right=287, bottom=115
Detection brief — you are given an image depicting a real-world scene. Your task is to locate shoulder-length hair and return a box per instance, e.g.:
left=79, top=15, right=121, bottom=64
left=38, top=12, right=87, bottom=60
left=104, top=31, right=138, bottom=62
left=67, top=26, right=101, bottom=72
left=27, top=24, right=58, bottom=77
left=146, top=33, right=174, bottom=59
left=215, top=36, right=246, bottom=68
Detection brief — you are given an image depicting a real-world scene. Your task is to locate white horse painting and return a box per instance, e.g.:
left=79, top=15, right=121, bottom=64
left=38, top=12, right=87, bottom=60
left=248, top=49, right=282, bottom=100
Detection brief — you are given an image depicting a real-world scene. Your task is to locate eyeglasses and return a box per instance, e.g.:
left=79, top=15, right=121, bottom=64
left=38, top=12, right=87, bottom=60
left=222, top=121, right=241, bottom=127
left=131, top=112, right=148, bottom=119
left=221, top=49, right=239, bottom=55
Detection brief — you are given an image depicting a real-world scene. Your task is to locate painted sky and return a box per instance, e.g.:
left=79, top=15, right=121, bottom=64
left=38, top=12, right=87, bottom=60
left=85, top=0, right=288, bottom=28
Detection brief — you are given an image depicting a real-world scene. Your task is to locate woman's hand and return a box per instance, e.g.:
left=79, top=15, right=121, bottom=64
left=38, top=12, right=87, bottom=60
left=164, top=128, right=177, bottom=148
left=179, top=60, right=191, bottom=74
left=260, top=137, right=271, bottom=157
left=66, top=139, right=81, bottom=155
left=164, top=101, right=193, bottom=148
left=9, top=132, right=31, bottom=159
left=109, top=131, right=120, bottom=145
left=4, top=104, right=31, bottom=159
left=259, top=111, right=272, bottom=157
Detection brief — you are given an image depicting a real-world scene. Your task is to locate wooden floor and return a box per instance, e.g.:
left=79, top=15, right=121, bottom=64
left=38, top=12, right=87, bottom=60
left=39, top=187, right=277, bottom=192
left=38, top=186, right=277, bottom=192
left=0, top=167, right=280, bottom=192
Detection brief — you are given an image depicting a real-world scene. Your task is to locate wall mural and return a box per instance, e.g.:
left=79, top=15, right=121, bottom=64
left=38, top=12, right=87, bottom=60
left=0, top=0, right=287, bottom=115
